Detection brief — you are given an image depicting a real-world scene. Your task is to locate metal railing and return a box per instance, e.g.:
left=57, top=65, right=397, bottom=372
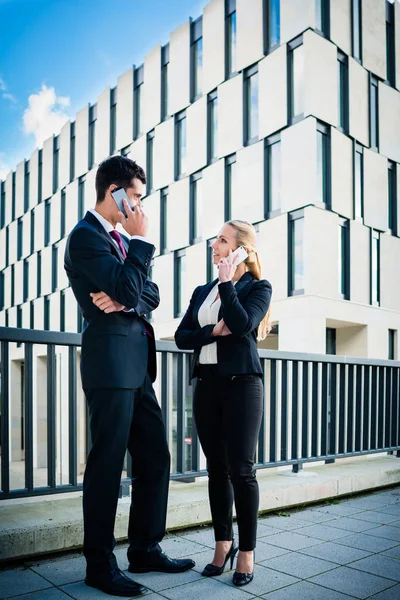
left=0, top=326, right=399, bottom=500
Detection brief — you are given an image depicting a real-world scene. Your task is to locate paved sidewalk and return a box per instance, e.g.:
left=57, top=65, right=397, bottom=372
left=0, top=486, right=399, bottom=600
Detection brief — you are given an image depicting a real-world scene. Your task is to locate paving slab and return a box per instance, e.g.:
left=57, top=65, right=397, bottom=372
left=298, top=541, right=372, bottom=565
left=348, top=553, right=400, bottom=582
left=335, top=532, right=398, bottom=553
left=218, top=563, right=299, bottom=596
left=260, top=580, right=355, bottom=600
left=259, top=551, right=336, bottom=579
left=309, top=565, right=396, bottom=599
left=0, top=567, right=52, bottom=599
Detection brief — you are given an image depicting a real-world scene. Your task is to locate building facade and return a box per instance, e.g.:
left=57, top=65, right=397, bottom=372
left=1, top=0, right=400, bottom=361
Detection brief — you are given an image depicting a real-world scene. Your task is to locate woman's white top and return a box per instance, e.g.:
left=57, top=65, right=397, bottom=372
left=198, top=283, right=220, bottom=364
left=198, top=281, right=237, bottom=364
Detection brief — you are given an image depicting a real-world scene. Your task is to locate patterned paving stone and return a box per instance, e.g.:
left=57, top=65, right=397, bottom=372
left=348, top=554, right=400, bottom=582
left=259, top=580, right=355, bottom=600
left=298, top=541, right=372, bottom=565
left=309, top=565, right=396, bottom=600
left=0, top=568, right=52, bottom=599
left=259, top=551, right=336, bottom=579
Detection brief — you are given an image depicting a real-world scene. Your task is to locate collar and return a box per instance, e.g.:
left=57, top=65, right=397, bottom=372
left=89, top=208, right=115, bottom=234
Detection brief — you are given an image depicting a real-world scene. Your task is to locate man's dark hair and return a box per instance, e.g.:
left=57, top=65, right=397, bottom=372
left=95, top=156, right=146, bottom=202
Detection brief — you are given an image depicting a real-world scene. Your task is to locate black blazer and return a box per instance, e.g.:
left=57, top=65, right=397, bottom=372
left=64, top=211, right=159, bottom=389
left=175, top=272, right=272, bottom=380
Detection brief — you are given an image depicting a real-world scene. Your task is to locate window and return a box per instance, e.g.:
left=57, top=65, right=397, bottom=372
left=386, top=1, right=396, bottom=87
left=17, top=217, right=23, bottom=260
left=351, top=0, right=362, bottom=61
left=134, top=66, right=144, bottom=139
left=207, top=238, right=217, bottom=282
left=160, top=187, right=168, bottom=253
left=44, top=199, right=51, bottom=247
left=60, top=290, right=65, bottom=332
left=326, top=328, right=337, bottom=355
left=0, top=272, right=4, bottom=311
left=337, top=51, right=349, bottom=133
left=388, top=161, right=397, bottom=235
left=208, top=90, right=218, bottom=163
left=52, top=244, right=58, bottom=292
left=317, top=124, right=331, bottom=207
left=192, top=17, right=203, bottom=101
left=30, top=209, right=35, bottom=255
left=371, top=230, right=380, bottom=306
left=226, top=0, right=237, bottom=76
left=265, top=135, right=281, bottom=215
left=88, top=105, right=97, bottom=170
left=225, top=154, right=236, bottom=221
left=17, top=306, right=22, bottom=330
left=11, top=265, right=15, bottom=307
left=266, top=0, right=281, bottom=51
left=61, top=189, right=66, bottom=238
left=369, top=75, right=379, bottom=150
left=190, top=171, right=203, bottom=243
left=37, top=251, right=42, bottom=297
left=12, top=172, right=16, bottom=221
left=147, top=131, right=155, bottom=194
left=24, top=160, right=30, bottom=212
left=288, top=37, right=304, bottom=123
left=5, top=226, right=9, bottom=267
left=338, top=220, right=350, bottom=300
left=175, top=111, right=187, bottom=179
left=78, top=177, right=85, bottom=220
left=110, top=87, right=117, bottom=154
left=38, top=149, right=43, bottom=203
left=354, top=143, right=364, bottom=219
left=30, top=301, right=34, bottom=329
left=244, top=65, right=259, bottom=144
left=174, top=249, right=187, bottom=317
left=0, top=181, right=5, bottom=228
left=288, top=211, right=304, bottom=295
left=315, top=0, right=330, bottom=37
left=388, top=329, right=396, bottom=360
left=70, top=121, right=75, bottom=182
left=44, top=295, right=50, bottom=330
left=53, top=135, right=59, bottom=193
left=23, top=259, right=29, bottom=303
left=161, top=44, right=170, bottom=121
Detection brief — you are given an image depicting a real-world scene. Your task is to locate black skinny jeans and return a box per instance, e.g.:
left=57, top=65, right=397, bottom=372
left=193, top=365, right=263, bottom=551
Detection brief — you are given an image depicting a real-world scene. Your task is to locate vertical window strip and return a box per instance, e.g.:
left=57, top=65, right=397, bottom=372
left=160, top=187, right=168, bottom=253
left=288, top=38, right=304, bottom=123
left=288, top=212, right=305, bottom=295
left=386, top=0, right=396, bottom=87
left=351, top=0, right=362, bottom=61
left=371, top=230, right=380, bottom=305
left=208, top=90, right=218, bottom=163
left=354, top=143, right=364, bottom=219
left=369, top=75, right=379, bottom=150
left=88, top=105, right=97, bottom=170
left=110, top=87, right=117, bottom=155
left=70, top=121, right=76, bottom=182
left=134, top=66, right=144, bottom=139
left=191, top=17, right=203, bottom=101
left=265, top=136, right=281, bottom=215
left=388, top=161, right=397, bottom=235
left=24, top=160, right=30, bottom=212
left=161, top=43, right=170, bottom=121
left=266, top=0, right=281, bottom=51
left=244, top=66, right=259, bottom=144
left=53, top=135, right=59, bottom=194
left=147, top=131, right=155, bottom=194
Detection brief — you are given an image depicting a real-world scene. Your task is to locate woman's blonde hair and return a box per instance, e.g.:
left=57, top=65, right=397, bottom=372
left=227, top=220, right=271, bottom=341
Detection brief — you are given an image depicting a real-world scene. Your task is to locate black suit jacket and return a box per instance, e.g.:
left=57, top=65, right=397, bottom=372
left=174, top=272, right=272, bottom=380
left=64, top=211, right=159, bottom=389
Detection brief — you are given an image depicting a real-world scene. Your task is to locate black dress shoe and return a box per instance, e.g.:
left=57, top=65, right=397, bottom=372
left=128, top=550, right=195, bottom=573
left=202, top=539, right=238, bottom=577
left=232, top=571, right=254, bottom=586
left=232, top=550, right=255, bottom=587
left=85, top=569, right=147, bottom=597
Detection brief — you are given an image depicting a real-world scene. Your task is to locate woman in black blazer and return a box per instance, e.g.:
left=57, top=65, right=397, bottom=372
left=175, top=220, right=272, bottom=587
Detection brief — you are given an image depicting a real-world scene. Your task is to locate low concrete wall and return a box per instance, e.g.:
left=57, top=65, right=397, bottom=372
left=1, top=455, right=399, bottom=562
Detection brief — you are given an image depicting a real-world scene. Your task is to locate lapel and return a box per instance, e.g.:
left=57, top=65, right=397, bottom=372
left=194, top=273, right=254, bottom=325
left=84, top=211, right=125, bottom=263
left=217, top=272, right=253, bottom=321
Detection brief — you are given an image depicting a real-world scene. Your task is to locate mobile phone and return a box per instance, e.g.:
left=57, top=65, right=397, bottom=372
left=111, top=187, right=134, bottom=217
left=231, top=246, right=248, bottom=265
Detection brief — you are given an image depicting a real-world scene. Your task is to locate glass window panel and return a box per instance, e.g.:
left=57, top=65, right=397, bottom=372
left=194, top=178, right=203, bottom=240
left=247, top=73, right=258, bottom=141
left=317, top=131, right=327, bottom=205
left=292, top=45, right=304, bottom=118
left=178, top=117, right=187, bottom=177
left=162, top=64, right=169, bottom=120
left=354, top=150, right=363, bottom=219
left=210, top=97, right=218, bottom=160
left=193, top=38, right=203, bottom=99
left=269, top=0, right=280, bottom=48
left=372, top=235, right=379, bottom=304
left=228, top=12, right=237, bottom=75
left=352, top=0, right=362, bottom=60
left=292, top=217, right=304, bottom=291
left=269, top=142, right=281, bottom=212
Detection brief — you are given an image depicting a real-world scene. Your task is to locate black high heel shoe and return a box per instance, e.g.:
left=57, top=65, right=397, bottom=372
left=201, top=538, right=238, bottom=577
left=232, top=550, right=255, bottom=587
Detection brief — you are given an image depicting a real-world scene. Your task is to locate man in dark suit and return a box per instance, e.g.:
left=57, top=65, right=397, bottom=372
left=64, top=156, right=194, bottom=597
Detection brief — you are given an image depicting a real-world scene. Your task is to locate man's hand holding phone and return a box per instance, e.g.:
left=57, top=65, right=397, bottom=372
left=117, top=198, right=149, bottom=238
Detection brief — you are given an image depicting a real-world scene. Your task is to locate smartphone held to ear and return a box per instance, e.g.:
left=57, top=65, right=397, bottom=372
left=111, top=187, right=134, bottom=217
left=230, top=246, right=248, bottom=265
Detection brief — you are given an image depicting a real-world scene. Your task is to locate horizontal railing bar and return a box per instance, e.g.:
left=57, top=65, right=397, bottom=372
left=2, top=327, right=400, bottom=369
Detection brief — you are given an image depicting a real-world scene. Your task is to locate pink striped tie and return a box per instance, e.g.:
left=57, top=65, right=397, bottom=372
left=110, top=229, right=127, bottom=258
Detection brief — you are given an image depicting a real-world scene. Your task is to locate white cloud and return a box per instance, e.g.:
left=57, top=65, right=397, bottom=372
left=23, top=84, right=71, bottom=147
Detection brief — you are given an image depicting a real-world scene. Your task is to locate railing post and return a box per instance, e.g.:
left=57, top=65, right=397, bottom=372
left=292, top=462, right=303, bottom=473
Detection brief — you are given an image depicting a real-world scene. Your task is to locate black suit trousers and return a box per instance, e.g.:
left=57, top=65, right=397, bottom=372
left=193, top=365, right=263, bottom=551
left=83, top=374, right=171, bottom=575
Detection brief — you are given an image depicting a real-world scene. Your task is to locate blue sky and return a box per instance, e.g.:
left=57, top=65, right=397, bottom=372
left=0, top=0, right=205, bottom=179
